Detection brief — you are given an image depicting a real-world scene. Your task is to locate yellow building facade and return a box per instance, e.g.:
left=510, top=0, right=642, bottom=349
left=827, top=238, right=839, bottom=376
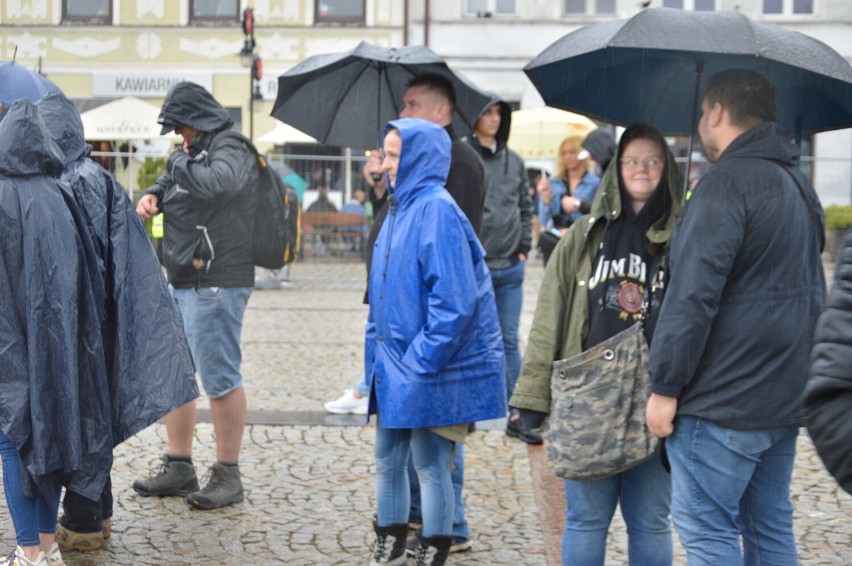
left=1, top=1, right=405, bottom=146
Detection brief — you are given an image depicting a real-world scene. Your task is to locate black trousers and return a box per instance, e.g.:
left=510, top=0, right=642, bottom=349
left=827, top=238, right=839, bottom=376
left=59, top=476, right=112, bottom=533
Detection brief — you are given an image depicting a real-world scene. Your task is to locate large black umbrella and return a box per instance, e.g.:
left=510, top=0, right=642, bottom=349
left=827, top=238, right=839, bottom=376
left=525, top=8, right=852, bottom=140
left=271, top=41, right=492, bottom=149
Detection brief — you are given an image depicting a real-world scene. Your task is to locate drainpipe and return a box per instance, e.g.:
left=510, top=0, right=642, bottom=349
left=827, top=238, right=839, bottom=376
left=424, top=0, right=430, bottom=47
left=404, top=0, right=409, bottom=46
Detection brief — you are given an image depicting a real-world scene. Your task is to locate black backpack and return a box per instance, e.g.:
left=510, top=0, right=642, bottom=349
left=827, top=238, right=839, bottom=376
left=214, top=131, right=301, bottom=269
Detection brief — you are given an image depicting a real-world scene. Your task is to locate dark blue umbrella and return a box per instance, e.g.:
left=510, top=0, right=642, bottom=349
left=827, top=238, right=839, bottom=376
left=525, top=8, right=852, bottom=139
left=271, top=41, right=491, bottom=148
left=0, top=60, right=61, bottom=106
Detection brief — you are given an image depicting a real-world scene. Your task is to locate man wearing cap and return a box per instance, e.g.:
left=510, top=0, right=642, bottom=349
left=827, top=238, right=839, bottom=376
left=134, top=82, right=259, bottom=510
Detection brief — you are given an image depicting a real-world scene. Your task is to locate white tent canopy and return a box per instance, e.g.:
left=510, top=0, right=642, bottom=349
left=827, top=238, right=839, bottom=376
left=258, top=122, right=317, bottom=144
left=80, top=96, right=178, bottom=140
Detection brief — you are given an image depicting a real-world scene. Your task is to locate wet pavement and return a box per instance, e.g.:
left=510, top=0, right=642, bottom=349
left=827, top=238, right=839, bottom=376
left=2, top=260, right=850, bottom=565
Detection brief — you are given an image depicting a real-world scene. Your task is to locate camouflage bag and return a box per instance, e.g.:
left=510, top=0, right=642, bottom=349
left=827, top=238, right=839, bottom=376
left=543, top=321, right=659, bottom=480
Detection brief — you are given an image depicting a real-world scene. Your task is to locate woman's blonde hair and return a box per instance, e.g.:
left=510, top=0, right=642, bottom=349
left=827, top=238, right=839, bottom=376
left=555, top=134, right=591, bottom=179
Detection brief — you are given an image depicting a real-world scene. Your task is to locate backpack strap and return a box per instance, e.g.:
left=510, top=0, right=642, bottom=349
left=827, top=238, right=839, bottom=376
left=777, top=163, right=826, bottom=253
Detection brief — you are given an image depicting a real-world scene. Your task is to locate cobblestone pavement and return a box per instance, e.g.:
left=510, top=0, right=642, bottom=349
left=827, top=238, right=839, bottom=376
left=2, top=260, right=850, bottom=565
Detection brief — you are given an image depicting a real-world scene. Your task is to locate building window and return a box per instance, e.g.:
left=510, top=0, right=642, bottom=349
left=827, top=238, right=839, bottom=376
left=763, top=0, right=813, bottom=14
left=663, top=0, right=716, bottom=9
left=466, top=0, right=517, bottom=15
left=63, top=0, right=111, bottom=24
left=190, top=0, right=239, bottom=22
left=564, top=0, right=616, bottom=15
left=316, top=0, right=366, bottom=24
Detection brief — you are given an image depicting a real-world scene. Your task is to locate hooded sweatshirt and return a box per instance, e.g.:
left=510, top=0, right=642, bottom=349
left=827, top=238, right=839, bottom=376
left=510, top=122, right=683, bottom=414
left=143, top=82, right=258, bottom=288
left=365, top=118, right=507, bottom=428
left=466, top=98, right=533, bottom=269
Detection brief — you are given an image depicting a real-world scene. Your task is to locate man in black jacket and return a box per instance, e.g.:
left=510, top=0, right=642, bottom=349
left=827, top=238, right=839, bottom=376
left=134, top=82, right=259, bottom=510
left=465, top=98, right=535, bottom=443
left=647, top=69, right=825, bottom=564
left=398, top=72, right=486, bottom=554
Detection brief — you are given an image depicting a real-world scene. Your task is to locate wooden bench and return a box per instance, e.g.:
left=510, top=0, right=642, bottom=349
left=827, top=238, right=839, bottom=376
left=301, top=211, right=369, bottom=258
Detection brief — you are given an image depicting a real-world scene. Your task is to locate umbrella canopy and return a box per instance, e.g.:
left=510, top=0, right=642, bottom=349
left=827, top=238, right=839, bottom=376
left=80, top=96, right=180, bottom=140
left=507, top=106, right=597, bottom=159
left=258, top=122, right=318, bottom=144
left=0, top=61, right=61, bottom=105
left=271, top=41, right=492, bottom=148
left=525, top=8, right=852, bottom=137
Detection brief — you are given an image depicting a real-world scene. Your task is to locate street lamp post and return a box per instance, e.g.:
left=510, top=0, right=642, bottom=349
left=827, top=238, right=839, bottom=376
left=240, top=8, right=263, bottom=142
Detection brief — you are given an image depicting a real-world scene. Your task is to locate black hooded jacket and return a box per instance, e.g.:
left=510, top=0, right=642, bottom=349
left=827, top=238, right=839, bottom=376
left=466, top=98, right=533, bottom=269
left=805, top=231, right=852, bottom=495
left=144, top=82, right=259, bottom=288
left=0, top=98, right=196, bottom=505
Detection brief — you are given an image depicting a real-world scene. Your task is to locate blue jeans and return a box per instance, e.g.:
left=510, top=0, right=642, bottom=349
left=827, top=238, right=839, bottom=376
left=666, top=416, right=799, bottom=566
left=667, top=416, right=799, bottom=566
left=408, top=443, right=469, bottom=540
left=490, top=261, right=525, bottom=408
left=172, top=286, right=252, bottom=398
left=0, top=429, right=61, bottom=547
left=375, top=426, right=455, bottom=538
left=563, top=454, right=672, bottom=566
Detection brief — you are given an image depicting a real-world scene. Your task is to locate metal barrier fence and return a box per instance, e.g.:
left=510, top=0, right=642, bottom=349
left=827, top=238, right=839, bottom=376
left=95, top=151, right=851, bottom=207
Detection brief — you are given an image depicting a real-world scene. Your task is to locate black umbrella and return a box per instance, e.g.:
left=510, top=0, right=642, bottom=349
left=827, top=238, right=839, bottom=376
left=525, top=8, right=852, bottom=140
left=271, top=41, right=492, bottom=149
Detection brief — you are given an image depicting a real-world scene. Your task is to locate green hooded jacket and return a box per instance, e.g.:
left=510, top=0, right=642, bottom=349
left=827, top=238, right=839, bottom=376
left=510, top=135, right=684, bottom=414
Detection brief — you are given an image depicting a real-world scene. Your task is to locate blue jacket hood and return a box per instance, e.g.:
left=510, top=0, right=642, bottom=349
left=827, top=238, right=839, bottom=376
left=36, top=91, right=90, bottom=164
left=384, top=118, right=451, bottom=206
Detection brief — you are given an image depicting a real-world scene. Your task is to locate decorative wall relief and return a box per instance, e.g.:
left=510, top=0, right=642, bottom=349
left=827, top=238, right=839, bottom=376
left=376, top=0, right=392, bottom=24
left=54, top=36, right=120, bottom=58
left=179, top=38, right=243, bottom=59
left=136, top=33, right=163, bottom=59
left=137, top=0, right=165, bottom=19
left=6, top=0, right=48, bottom=19
left=5, top=31, right=48, bottom=58
left=255, top=0, right=302, bottom=22
left=261, top=33, right=300, bottom=61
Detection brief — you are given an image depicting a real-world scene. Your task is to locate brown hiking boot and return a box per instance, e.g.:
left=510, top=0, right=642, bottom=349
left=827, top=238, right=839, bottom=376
left=55, top=523, right=103, bottom=553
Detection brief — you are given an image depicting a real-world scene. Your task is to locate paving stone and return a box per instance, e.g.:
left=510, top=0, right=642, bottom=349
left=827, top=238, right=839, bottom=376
left=1, top=261, right=849, bottom=565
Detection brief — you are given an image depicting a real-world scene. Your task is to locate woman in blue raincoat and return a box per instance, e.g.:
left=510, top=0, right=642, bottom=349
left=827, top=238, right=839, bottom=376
left=364, top=118, right=506, bottom=566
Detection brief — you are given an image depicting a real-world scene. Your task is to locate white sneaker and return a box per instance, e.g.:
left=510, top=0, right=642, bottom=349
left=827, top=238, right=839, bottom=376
left=1, top=547, right=46, bottom=566
left=324, top=388, right=368, bottom=415
left=44, top=544, right=64, bottom=566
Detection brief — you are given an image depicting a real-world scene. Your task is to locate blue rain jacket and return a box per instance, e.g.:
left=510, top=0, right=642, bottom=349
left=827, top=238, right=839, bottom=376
left=365, top=118, right=507, bottom=429
left=0, top=98, right=197, bottom=505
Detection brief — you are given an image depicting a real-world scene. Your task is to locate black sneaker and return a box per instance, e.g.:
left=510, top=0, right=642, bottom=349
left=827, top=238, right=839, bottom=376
left=186, top=463, right=244, bottom=510
left=412, top=530, right=452, bottom=566
left=132, top=454, right=199, bottom=497
left=406, top=534, right=471, bottom=555
left=369, top=520, right=408, bottom=566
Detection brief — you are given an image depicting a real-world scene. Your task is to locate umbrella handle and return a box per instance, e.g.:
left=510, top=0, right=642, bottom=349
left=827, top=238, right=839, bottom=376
left=684, top=60, right=705, bottom=201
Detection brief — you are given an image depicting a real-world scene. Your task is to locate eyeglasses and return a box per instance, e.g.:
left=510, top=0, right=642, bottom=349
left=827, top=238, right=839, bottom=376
left=620, top=157, right=664, bottom=170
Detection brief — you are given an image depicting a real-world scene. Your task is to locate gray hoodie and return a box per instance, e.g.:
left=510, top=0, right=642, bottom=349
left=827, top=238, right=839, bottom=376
left=465, top=98, right=533, bottom=269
